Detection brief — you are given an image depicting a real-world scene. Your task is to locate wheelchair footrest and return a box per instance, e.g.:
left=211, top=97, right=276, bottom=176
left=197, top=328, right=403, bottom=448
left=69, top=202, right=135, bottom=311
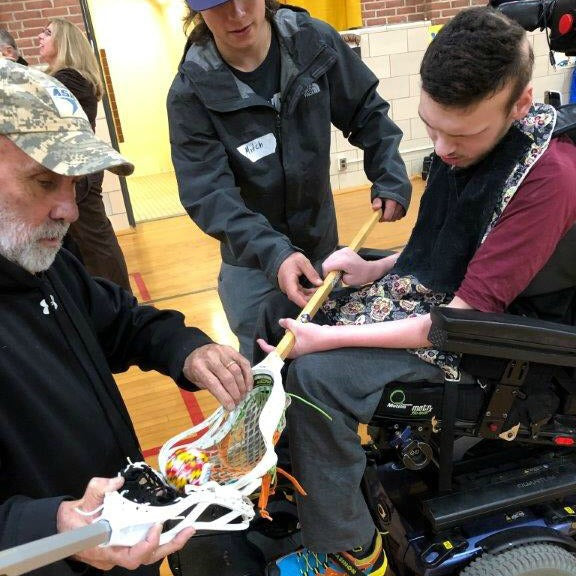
left=422, top=452, right=576, bottom=531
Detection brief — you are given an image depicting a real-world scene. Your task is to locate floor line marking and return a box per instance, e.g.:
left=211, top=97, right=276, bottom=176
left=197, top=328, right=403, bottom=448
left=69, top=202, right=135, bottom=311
left=142, top=446, right=160, bottom=458
left=141, top=391, right=206, bottom=460
left=179, top=389, right=206, bottom=425
left=143, top=286, right=218, bottom=306
left=131, top=272, right=151, bottom=301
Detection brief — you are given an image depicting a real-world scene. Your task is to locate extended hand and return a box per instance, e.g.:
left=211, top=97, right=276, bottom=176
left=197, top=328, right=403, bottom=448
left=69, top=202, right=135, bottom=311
left=183, top=343, right=252, bottom=411
left=57, top=477, right=195, bottom=571
left=323, top=247, right=376, bottom=287
left=277, top=253, right=323, bottom=307
left=257, top=318, right=328, bottom=359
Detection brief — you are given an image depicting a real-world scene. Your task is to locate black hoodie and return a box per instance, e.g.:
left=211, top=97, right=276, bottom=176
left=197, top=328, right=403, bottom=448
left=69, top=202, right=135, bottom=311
left=0, top=249, right=212, bottom=575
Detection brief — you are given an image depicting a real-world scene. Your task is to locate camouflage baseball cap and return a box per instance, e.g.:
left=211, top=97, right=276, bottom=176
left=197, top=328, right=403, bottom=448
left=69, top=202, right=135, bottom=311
left=0, top=59, right=134, bottom=176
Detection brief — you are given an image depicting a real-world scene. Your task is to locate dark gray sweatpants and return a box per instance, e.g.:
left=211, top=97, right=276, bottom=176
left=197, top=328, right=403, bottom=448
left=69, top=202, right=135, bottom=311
left=286, top=348, right=444, bottom=553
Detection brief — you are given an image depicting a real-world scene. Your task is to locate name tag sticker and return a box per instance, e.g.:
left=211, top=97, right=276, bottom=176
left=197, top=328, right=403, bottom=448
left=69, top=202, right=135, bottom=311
left=237, top=133, right=277, bottom=163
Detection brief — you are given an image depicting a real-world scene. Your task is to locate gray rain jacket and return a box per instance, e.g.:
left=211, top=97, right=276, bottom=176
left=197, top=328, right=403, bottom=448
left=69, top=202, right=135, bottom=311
left=167, top=7, right=410, bottom=285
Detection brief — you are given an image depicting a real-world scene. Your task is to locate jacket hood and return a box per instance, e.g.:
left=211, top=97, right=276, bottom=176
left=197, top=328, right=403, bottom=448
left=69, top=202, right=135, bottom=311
left=178, top=7, right=336, bottom=113
left=0, top=251, right=46, bottom=291
left=181, top=7, right=323, bottom=74
left=179, top=4, right=309, bottom=65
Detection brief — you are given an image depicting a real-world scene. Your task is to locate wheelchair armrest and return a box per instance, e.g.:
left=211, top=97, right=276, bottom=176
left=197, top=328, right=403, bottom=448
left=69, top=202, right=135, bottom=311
left=357, top=247, right=396, bottom=261
left=428, top=307, right=576, bottom=367
left=336, top=246, right=396, bottom=261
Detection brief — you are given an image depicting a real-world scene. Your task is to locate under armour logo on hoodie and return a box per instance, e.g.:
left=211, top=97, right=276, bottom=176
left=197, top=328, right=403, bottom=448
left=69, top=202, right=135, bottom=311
left=40, top=295, right=58, bottom=315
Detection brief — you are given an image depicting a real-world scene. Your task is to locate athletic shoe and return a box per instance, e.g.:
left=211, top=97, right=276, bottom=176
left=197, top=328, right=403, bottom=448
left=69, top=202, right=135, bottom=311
left=269, top=531, right=387, bottom=575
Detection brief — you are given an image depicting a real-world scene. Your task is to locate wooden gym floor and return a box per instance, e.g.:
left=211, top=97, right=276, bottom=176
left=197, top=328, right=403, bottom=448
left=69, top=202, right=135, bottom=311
left=114, top=177, right=424, bottom=574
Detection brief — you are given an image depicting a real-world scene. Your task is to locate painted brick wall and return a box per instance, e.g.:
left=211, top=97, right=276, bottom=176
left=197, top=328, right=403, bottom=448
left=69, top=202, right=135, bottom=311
left=0, top=0, right=84, bottom=66
left=362, top=0, right=486, bottom=26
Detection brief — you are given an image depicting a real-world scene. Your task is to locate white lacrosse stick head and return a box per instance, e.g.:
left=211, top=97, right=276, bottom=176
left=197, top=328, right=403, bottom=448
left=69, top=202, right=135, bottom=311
left=92, top=462, right=255, bottom=547
left=158, top=351, right=289, bottom=497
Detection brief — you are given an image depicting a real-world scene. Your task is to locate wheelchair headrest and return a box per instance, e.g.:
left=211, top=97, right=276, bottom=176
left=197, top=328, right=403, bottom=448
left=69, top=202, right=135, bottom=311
left=553, top=104, right=576, bottom=139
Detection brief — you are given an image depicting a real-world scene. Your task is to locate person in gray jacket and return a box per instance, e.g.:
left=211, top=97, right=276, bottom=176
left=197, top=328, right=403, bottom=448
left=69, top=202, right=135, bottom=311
left=167, top=0, right=411, bottom=361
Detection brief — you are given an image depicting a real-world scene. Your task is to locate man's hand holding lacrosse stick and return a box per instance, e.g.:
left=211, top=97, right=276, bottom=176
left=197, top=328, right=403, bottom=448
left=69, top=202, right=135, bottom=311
left=375, top=196, right=405, bottom=222
left=277, top=252, right=323, bottom=308
left=183, top=343, right=252, bottom=411
left=56, top=476, right=195, bottom=571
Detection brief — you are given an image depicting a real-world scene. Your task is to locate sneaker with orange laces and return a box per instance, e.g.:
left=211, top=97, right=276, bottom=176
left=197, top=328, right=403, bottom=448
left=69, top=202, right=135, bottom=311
left=269, top=531, right=388, bottom=576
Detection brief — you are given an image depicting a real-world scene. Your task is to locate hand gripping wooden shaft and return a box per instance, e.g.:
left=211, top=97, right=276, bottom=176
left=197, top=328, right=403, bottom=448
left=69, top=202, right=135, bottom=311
left=275, top=209, right=382, bottom=360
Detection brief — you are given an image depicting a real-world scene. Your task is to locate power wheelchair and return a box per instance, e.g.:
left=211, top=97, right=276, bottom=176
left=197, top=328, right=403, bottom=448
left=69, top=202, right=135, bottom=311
left=170, top=229, right=576, bottom=576
left=364, top=264, right=576, bottom=575
left=169, top=2, right=576, bottom=575
left=360, top=3, right=576, bottom=571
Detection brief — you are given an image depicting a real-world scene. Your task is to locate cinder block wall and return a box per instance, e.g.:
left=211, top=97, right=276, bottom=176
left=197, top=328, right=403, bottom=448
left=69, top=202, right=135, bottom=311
left=331, top=23, right=576, bottom=189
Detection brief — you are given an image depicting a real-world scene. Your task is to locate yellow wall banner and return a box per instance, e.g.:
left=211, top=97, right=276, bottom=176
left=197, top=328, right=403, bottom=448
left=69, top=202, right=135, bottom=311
left=281, top=0, right=362, bottom=31
left=429, top=24, right=443, bottom=42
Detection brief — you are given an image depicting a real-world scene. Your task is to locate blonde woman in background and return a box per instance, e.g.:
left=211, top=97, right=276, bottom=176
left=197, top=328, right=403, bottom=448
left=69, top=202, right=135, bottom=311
left=38, top=19, right=132, bottom=292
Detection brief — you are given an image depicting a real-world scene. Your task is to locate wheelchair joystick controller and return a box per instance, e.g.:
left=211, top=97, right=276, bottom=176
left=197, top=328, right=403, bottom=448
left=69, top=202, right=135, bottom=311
left=391, top=427, right=434, bottom=470
left=401, top=440, right=433, bottom=470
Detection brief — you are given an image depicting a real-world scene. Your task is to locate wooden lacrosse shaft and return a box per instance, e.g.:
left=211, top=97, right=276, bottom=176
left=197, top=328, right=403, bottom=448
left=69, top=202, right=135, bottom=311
left=275, top=209, right=382, bottom=360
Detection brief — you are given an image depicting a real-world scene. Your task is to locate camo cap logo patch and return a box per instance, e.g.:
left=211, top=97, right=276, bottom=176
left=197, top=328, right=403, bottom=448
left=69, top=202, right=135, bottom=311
left=47, top=85, right=80, bottom=116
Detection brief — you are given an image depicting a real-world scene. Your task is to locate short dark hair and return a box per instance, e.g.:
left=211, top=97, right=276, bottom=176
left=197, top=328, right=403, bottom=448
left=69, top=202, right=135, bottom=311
left=420, top=6, right=534, bottom=110
left=184, top=0, right=280, bottom=44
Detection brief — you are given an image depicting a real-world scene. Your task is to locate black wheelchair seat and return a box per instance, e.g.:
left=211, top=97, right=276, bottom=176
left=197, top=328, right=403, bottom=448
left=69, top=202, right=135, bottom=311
left=369, top=307, right=576, bottom=467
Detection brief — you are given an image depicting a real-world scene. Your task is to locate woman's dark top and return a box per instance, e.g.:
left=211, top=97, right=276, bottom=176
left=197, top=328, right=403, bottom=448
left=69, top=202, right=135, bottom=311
left=54, top=67, right=98, bottom=130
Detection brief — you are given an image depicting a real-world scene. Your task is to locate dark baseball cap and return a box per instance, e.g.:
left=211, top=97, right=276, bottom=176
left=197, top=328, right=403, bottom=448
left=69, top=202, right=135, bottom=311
left=187, top=0, right=230, bottom=11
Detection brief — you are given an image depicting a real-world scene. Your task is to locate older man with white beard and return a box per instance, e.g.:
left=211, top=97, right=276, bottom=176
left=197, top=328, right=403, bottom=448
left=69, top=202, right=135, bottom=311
left=0, top=143, right=72, bottom=273
left=0, top=59, right=252, bottom=576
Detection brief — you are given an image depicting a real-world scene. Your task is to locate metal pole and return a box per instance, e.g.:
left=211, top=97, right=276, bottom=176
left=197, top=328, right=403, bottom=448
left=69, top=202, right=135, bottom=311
left=0, top=522, right=110, bottom=576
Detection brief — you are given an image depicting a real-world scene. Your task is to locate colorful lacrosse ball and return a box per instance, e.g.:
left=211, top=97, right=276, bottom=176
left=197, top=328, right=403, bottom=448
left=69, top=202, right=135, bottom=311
left=164, top=447, right=212, bottom=490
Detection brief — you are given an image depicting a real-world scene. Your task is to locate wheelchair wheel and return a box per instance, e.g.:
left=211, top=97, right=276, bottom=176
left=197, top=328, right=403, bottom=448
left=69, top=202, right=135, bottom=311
left=460, top=543, right=576, bottom=575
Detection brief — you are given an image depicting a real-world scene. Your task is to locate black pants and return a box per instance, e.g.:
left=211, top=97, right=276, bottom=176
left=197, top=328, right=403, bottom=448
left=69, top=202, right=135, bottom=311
left=67, top=172, right=132, bottom=293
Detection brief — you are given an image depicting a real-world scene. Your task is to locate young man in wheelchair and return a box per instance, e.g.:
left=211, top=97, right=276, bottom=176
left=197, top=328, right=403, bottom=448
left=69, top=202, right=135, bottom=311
left=257, top=6, right=576, bottom=576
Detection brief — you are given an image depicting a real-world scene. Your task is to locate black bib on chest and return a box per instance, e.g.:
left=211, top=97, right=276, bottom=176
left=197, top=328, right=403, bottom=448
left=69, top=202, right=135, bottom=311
left=392, top=125, right=533, bottom=293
